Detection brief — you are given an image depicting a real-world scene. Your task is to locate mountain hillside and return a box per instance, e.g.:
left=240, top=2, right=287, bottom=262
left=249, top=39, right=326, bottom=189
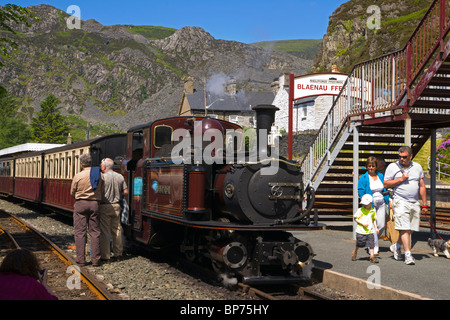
left=0, top=5, right=312, bottom=132
left=251, top=39, right=322, bottom=61
left=314, top=0, right=434, bottom=72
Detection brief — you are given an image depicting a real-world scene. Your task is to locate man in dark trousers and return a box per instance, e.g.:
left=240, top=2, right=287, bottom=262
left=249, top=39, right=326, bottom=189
left=70, top=153, right=103, bottom=266
left=99, top=158, right=128, bottom=262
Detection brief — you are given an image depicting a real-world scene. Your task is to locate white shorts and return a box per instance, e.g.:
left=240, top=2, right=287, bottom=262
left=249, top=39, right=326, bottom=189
left=393, top=197, right=420, bottom=231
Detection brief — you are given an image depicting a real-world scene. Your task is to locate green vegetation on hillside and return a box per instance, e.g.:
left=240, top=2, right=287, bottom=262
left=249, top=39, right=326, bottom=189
left=316, top=0, right=434, bottom=72
left=66, top=115, right=121, bottom=142
left=251, top=39, right=322, bottom=60
left=123, top=25, right=177, bottom=40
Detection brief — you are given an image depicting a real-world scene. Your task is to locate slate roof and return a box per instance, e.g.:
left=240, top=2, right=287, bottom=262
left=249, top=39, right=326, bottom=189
left=186, top=90, right=275, bottom=113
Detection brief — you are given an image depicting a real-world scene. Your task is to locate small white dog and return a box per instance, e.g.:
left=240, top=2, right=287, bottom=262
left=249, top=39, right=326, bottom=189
left=428, top=238, right=450, bottom=258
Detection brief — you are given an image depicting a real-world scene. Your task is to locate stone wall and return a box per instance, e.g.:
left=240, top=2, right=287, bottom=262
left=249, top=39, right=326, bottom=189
left=279, top=131, right=317, bottom=159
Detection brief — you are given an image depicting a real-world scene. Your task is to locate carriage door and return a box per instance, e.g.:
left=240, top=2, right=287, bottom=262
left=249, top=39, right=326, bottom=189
left=126, top=130, right=144, bottom=230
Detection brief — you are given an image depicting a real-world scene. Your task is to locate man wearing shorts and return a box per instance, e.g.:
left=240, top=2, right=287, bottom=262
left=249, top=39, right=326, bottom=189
left=384, top=146, right=428, bottom=265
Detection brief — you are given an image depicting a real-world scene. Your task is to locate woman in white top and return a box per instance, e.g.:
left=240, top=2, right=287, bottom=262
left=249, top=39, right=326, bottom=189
left=358, top=156, right=390, bottom=254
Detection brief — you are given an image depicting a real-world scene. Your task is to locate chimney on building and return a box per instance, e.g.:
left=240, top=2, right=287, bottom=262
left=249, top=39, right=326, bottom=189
left=226, top=78, right=237, bottom=95
left=271, top=77, right=280, bottom=92
left=184, top=76, right=194, bottom=94
left=275, top=71, right=291, bottom=90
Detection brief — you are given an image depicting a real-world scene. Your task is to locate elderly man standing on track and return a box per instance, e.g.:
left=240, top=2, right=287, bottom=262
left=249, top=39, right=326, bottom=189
left=99, top=158, right=128, bottom=262
left=384, top=146, right=428, bottom=265
left=70, top=153, right=103, bottom=266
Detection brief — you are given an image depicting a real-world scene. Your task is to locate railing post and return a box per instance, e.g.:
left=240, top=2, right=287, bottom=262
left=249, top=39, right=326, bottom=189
left=430, top=128, right=438, bottom=239
left=440, top=0, right=445, bottom=55
left=288, top=74, right=294, bottom=160
left=406, top=41, right=412, bottom=104
left=440, top=0, right=445, bottom=38
left=404, top=114, right=412, bottom=147
left=352, top=125, right=359, bottom=241
left=391, top=54, right=395, bottom=114
left=361, top=64, right=365, bottom=120
left=347, top=75, right=352, bottom=115
left=327, top=114, right=331, bottom=165
left=309, top=145, right=313, bottom=183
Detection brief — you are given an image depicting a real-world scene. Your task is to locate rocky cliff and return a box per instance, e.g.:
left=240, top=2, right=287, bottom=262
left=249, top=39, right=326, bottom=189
left=314, top=0, right=434, bottom=73
left=0, top=5, right=312, bottom=131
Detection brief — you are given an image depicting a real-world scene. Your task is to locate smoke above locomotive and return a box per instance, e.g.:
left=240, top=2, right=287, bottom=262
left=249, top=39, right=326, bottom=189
left=171, top=105, right=283, bottom=176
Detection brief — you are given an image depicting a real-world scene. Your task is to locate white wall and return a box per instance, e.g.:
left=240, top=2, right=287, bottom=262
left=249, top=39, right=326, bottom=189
left=272, top=86, right=335, bottom=133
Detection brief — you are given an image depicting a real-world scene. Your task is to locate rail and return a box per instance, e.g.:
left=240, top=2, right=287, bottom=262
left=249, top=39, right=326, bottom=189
left=0, top=210, right=116, bottom=300
left=428, top=157, right=450, bottom=179
left=300, top=0, right=450, bottom=188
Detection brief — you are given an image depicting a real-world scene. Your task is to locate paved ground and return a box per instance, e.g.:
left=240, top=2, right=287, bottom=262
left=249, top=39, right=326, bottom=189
left=292, top=224, right=450, bottom=300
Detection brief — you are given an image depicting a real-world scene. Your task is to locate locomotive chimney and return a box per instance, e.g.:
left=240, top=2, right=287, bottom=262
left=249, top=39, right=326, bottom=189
left=252, top=104, right=279, bottom=157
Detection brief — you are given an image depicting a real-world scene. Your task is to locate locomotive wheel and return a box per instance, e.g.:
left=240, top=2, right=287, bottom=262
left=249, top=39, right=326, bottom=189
left=211, top=260, right=226, bottom=274
left=184, top=250, right=197, bottom=262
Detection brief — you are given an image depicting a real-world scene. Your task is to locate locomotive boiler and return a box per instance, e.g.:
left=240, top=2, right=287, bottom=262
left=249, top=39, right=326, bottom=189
left=121, top=104, right=320, bottom=284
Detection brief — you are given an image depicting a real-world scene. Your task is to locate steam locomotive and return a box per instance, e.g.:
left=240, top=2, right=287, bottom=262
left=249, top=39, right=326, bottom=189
left=0, top=104, right=320, bottom=284
left=121, top=105, right=320, bottom=284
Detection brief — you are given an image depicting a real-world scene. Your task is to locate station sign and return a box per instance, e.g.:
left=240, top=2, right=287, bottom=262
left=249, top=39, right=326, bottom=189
left=293, top=73, right=372, bottom=103
left=293, top=73, right=348, bottom=100
left=287, top=72, right=372, bottom=160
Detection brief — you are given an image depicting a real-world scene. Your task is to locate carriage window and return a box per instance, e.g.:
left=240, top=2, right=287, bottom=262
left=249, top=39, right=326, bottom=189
left=153, top=125, right=173, bottom=148
left=0, top=162, right=11, bottom=177
left=132, top=131, right=144, bottom=152
left=45, top=159, right=50, bottom=178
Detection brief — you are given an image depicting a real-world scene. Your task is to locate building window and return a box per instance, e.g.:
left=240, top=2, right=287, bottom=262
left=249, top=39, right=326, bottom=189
left=228, top=115, right=240, bottom=124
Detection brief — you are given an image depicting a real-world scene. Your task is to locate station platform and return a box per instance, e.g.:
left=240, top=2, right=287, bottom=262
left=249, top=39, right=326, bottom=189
left=292, top=223, right=450, bottom=300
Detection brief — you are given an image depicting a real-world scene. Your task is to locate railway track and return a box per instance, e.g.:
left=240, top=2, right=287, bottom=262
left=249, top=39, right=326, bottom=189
left=0, top=199, right=366, bottom=301
left=421, top=207, right=450, bottom=231
left=0, top=209, right=116, bottom=300
left=237, top=283, right=335, bottom=301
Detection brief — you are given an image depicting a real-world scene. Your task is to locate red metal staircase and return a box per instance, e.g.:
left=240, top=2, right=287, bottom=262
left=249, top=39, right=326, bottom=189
left=301, top=0, right=450, bottom=220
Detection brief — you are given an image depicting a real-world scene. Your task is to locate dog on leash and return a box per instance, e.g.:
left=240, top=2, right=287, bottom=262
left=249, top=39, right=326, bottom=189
left=428, top=238, right=450, bottom=258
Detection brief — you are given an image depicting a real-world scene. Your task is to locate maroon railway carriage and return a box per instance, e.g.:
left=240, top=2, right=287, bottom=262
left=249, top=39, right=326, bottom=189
left=3, top=134, right=126, bottom=212
left=121, top=107, right=320, bottom=285
left=0, top=157, right=14, bottom=195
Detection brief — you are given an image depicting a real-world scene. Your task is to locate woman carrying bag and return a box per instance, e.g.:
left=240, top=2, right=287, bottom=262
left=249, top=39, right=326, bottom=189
left=358, top=156, right=390, bottom=255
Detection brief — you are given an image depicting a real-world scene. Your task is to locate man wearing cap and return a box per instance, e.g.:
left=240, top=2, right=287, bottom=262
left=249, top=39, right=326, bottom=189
left=384, top=146, right=428, bottom=265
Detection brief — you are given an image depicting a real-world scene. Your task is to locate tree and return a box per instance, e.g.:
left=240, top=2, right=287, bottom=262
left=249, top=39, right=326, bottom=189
left=0, top=4, right=37, bottom=149
left=31, top=94, right=70, bottom=143
left=0, top=86, right=31, bottom=148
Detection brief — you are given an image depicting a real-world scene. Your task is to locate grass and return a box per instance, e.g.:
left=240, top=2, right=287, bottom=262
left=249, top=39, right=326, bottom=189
left=251, top=39, right=322, bottom=60
left=66, top=115, right=122, bottom=143
left=123, top=25, right=176, bottom=40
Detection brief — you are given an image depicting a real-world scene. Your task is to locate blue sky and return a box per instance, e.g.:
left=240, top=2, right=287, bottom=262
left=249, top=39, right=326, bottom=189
left=3, top=0, right=348, bottom=43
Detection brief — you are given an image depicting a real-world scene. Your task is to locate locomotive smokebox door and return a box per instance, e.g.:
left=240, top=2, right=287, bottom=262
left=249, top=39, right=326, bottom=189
left=222, top=162, right=304, bottom=224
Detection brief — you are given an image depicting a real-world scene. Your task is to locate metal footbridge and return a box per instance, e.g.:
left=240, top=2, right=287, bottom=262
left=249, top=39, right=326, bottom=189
left=298, top=0, right=450, bottom=224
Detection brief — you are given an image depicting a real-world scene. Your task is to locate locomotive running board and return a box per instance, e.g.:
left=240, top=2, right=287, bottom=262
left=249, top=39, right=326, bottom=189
left=141, top=210, right=324, bottom=231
